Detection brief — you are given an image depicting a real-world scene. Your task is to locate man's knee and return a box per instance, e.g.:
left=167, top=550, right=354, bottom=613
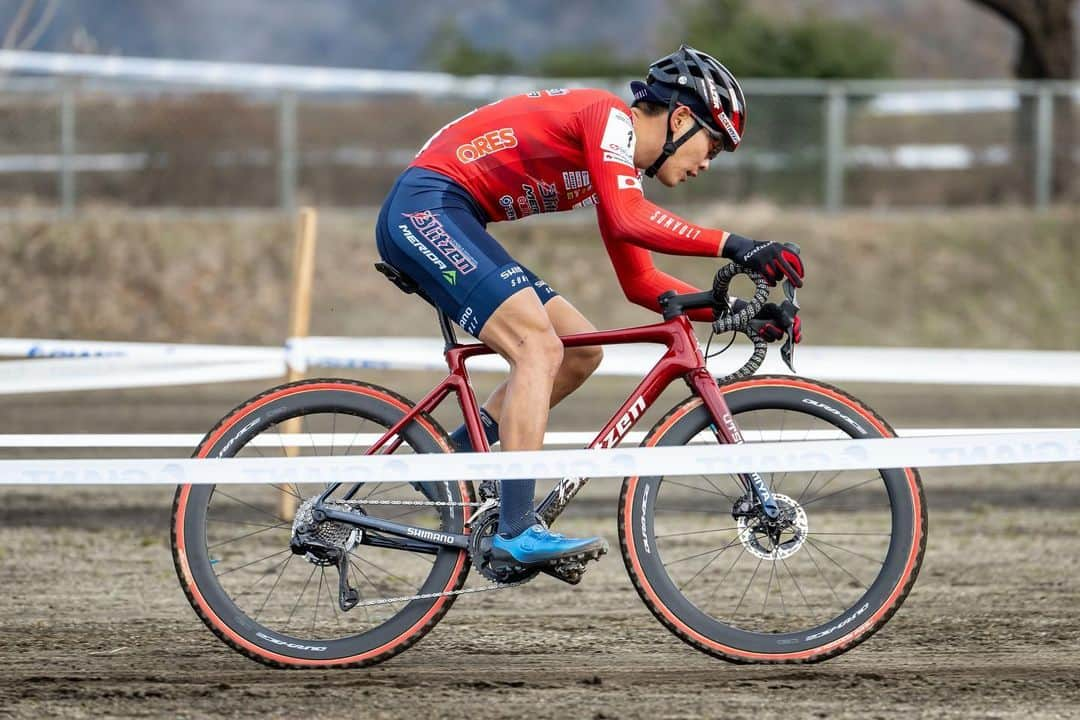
left=514, top=328, right=564, bottom=377
left=563, top=345, right=603, bottom=381
left=480, top=291, right=564, bottom=375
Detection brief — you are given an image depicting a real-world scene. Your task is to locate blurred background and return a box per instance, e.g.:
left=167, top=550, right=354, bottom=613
left=1, top=0, right=1076, bottom=211
left=0, top=0, right=1076, bottom=349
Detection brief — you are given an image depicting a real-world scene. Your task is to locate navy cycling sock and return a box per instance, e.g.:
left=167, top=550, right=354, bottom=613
left=449, top=409, right=534, bottom=537
left=498, top=478, right=537, bottom=537
left=448, top=407, right=499, bottom=452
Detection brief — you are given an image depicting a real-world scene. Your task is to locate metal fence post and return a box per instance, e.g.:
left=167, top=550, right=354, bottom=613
left=824, top=84, right=847, bottom=212
left=59, top=80, right=77, bottom=215
left=1033, top=84, right=1053, bottom=210
left=278, top=91, right=298, bottom=213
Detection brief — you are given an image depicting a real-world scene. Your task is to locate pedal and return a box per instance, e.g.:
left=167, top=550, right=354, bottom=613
left=541, top=543, right=608, bottom=586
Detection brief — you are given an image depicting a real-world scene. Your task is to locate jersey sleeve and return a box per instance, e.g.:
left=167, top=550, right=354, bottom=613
left=601, top=237, right=718, bottom=323
left=580, top=96, right=726, bottom=322
left=579, top=98, right=729, bottom=257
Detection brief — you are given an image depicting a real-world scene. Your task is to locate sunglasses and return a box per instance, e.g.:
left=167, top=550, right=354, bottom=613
left=680, top=106, right=732, bottom=159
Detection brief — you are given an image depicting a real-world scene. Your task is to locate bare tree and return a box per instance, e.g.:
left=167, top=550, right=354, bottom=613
left=969, top=0, right=1075, bottom=79
left=969, top=0, right=1076, bottom=200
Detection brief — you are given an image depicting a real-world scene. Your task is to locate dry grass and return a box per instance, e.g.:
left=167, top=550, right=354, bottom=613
left=1, top=206, right=1077, bottom=349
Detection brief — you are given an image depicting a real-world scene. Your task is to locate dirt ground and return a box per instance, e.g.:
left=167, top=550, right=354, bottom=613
left=1, top=374, right=1078, bottom=719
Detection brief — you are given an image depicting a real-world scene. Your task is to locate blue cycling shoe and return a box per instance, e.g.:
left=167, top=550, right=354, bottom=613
left=490, top=523, right=608, bottom=567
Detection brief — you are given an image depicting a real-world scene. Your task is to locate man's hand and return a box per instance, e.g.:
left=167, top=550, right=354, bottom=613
left=750, top=301, right=802, bottom=343
left=726, top=299, right=802, bottom=343
left=721, top=234, right=804, bottom=287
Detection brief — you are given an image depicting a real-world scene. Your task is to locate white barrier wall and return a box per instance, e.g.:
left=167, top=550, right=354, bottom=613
left=2, top=336, right=1079, bottom=394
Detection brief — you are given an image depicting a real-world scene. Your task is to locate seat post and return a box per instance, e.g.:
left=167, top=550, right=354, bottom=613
left=437, top=310, right=458, bottom=349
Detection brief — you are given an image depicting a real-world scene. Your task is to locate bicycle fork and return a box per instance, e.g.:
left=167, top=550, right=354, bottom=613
left=689, top=368, right=781, bottom=520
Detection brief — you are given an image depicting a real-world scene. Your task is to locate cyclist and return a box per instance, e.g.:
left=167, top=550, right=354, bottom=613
left=375, top=45, right=804, bottom=572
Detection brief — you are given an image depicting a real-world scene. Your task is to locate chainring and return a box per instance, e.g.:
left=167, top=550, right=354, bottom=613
left=468, top=508, right=539, bottom=584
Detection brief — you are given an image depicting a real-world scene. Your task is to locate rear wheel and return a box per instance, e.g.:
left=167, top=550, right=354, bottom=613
left=619, top=376, right=926, bottom=663
left=171, top=379, right=473, bottom=668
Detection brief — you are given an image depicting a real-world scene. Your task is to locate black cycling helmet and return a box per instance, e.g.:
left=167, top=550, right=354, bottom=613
left=630, top=45, right=747, bottom=177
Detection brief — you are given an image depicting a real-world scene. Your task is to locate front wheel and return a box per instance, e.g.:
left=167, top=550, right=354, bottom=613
left=619, top=376, right=926, bottom=663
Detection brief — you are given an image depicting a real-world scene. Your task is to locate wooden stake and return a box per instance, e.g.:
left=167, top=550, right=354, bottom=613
left=278, top=207, right=317, bottom=519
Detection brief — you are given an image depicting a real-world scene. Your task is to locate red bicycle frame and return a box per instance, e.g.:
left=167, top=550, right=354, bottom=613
left=362, top=311, right=757, bottom=526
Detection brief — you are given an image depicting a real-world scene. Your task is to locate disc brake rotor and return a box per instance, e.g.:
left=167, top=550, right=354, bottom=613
left=736, top=492, right=808, bottom=560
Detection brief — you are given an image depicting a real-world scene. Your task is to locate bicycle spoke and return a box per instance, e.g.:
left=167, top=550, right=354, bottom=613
left=677, top=538, right=739, bottom=592
left=807, top=536, right=885, bottom=567
left=781, top=556, right=816, bottom=623
left=350, top=557, right=411, bottom=603
left=708, top=545, right=748, bottom=611
left=801, top=541, right=847, bottom=613
left=233, top=554, right=287, bottom=601
left=211, top=489, right=286, bottom=525
left=806, top=540, right=867, bottom=593
left=698, top=473, right=740, bottom=501
left=655, top=526, right=739, bottom=539
left=215, top=548, right=293, bottom=578
left=654, top=505, right=733, bottom=515
left=800, top=476, right=884, bottom=509
left=809, top=531, right=892, bottom=537
left=664, top=537, right=743, bottom=567
left=287, top=565, right=319, bottom=625
left=206, top=517, right=290, bottom=530
left=313, top=569, right=324, bottom=634
left=353, top=555, right=417, bottom=590
left=761, top=558, right=777, bottom=615
left=322, top=568, right=347, bottom=632
left=771, top=410, right=789, bottom=493
left=253, top=553, right=294, bottom=622
left=775, top=560, right=789, bottom=623
left=804, top=537, right=874, bottom=587
left=345, top=554, right=376, bottom=625
left=663, top=477, right=736, bottom=500
left=207, top=522, right=291, bottom=550
left=730, top=555, right=763, bottom=622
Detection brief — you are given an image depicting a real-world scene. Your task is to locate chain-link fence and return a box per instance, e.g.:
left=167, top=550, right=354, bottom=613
left=0, top=55, right=1076, bottom=213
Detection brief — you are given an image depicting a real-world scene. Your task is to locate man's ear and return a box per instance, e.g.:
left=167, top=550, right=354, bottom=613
left=669, top=106, right=693, bottom=133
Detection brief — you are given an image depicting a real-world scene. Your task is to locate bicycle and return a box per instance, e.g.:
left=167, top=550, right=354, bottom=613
left=171, top=257, right=926, bottom=668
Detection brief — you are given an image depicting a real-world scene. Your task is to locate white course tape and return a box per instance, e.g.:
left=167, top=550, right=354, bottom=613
left=0, top=338, right=282, bottom=361
left=0, top=428, right=1073, bottom=448
left=4, top=336, right=1079, bottom=395
left=0, top=356, right=286, bottom=394
left=1, top=430, right=1077, bottom=486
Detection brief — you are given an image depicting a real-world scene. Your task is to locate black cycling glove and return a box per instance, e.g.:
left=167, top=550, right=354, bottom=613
left=730, top=299, right=802, bottom=344
left=722, top=234, right=804, bottom=288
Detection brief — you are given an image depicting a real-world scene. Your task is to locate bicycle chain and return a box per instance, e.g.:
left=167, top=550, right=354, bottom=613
left=339, top=497, right=519, bottom=607
left=351, top=577, right=527, bottom=608
left=345, top=499, right=482, bottom=507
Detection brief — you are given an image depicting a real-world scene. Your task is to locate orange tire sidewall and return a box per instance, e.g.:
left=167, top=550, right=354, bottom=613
left=174, top=381, right=470, bottom=667
left=622, top=377, right=924, bottom=661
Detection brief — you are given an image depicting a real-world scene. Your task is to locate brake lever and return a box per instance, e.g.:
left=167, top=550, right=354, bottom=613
left=781, top=279, right=798, bottom=372
left=781, top=332, right=796, bottom=373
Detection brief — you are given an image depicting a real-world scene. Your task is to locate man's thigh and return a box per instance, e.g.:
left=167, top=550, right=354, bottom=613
left=542, top=296, right=600, bottom=337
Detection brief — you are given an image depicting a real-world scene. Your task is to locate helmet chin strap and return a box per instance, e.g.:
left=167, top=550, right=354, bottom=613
left=644, top=88, right=704, bottom=178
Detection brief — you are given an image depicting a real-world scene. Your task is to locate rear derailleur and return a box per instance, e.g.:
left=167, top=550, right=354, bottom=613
left=290, top=499, right=363, bottom=612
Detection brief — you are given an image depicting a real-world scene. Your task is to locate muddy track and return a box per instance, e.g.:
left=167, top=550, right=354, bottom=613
left=1, top=383, right=1078, bottom=718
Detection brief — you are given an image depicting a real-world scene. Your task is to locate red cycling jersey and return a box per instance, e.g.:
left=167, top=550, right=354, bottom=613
left=411, top=88, right=730, bottom=322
